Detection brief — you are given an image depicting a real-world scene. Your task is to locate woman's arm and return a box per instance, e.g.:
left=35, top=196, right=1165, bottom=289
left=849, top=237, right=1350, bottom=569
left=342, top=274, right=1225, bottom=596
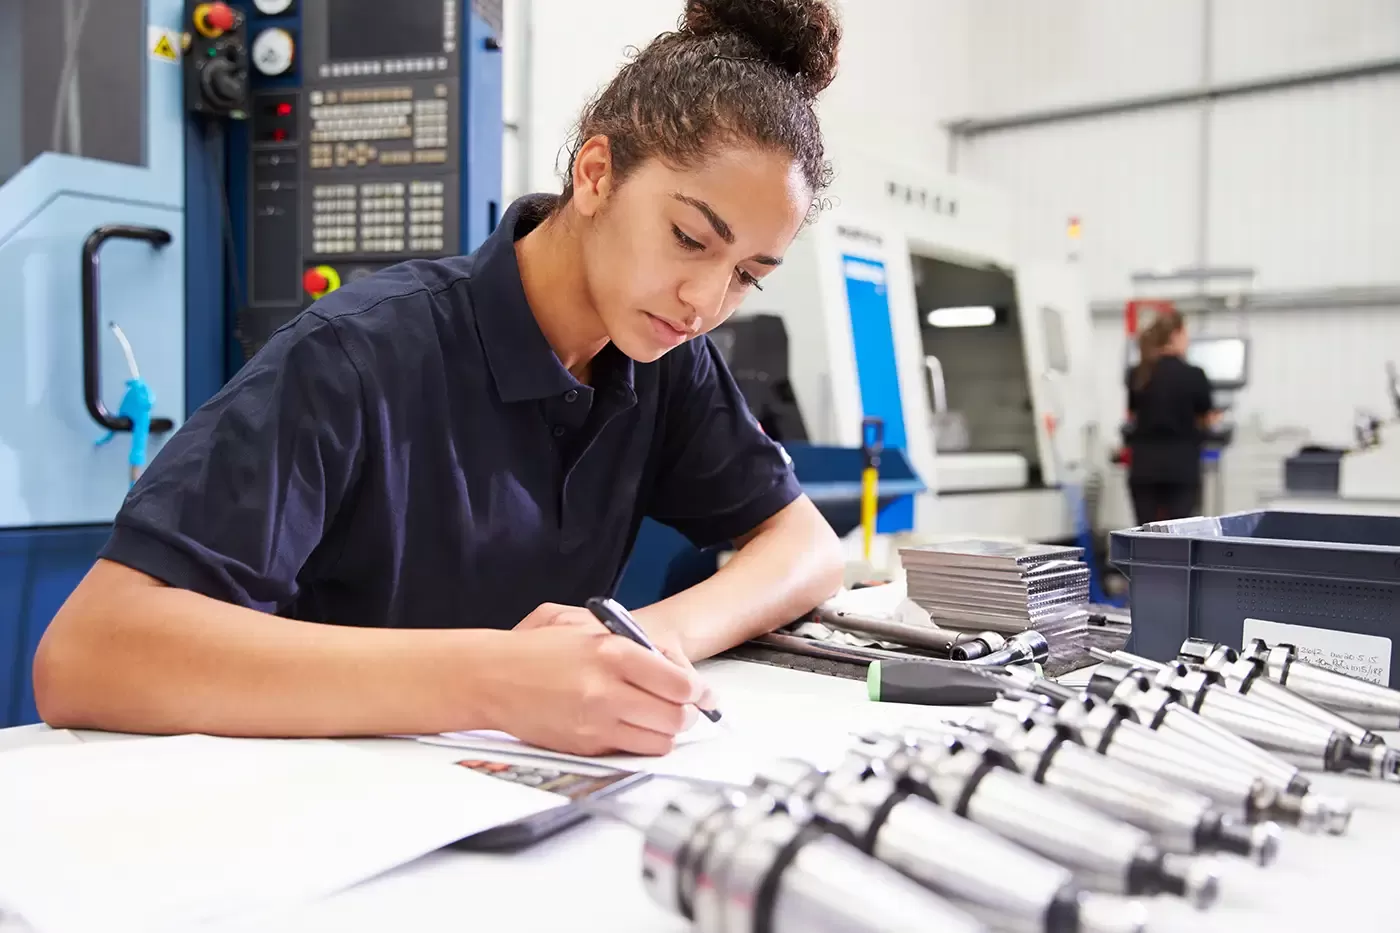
left=635, top=495, right=843, bottom=661
left=34, top=560, right=511, bottom=737
left=36, top=560, right=703, bottom=754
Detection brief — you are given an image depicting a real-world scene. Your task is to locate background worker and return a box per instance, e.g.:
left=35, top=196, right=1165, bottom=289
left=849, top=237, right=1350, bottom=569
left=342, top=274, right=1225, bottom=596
left=33, top=0, right=846, bottom=756
left=1125, top=310, right=1220, bottom=524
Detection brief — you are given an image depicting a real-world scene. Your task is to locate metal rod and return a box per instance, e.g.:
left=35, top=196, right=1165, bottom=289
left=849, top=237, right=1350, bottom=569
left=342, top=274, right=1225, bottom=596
left=946, top=57, right=1400, bottom=138
left=1091, top=284, right=1400, bottom=317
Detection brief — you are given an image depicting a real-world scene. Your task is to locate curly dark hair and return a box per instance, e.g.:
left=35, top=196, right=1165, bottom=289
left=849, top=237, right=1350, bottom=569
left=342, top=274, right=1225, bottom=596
left=559, top=0, right=842, bottom=208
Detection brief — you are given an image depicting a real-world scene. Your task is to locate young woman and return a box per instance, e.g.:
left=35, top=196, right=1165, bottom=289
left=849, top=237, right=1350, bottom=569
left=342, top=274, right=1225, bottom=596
left=1125, top=310, right=1218, bottom=524
left=35, top=0, right=846, bottom=756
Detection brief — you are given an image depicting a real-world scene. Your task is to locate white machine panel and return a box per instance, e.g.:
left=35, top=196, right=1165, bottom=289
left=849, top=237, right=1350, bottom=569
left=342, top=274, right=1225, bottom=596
left=739, top=148, right=1092, bottom=544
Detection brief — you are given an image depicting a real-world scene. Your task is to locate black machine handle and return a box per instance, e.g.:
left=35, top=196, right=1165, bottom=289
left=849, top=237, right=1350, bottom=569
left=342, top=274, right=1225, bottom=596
left=861, top=416, right=884, bottom=469
left=82, top=225, right=176, bottom=435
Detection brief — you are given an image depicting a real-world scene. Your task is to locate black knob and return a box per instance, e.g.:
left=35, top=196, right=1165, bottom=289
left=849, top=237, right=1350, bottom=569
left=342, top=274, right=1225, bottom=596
left=202, top=57, right=246, bottom=110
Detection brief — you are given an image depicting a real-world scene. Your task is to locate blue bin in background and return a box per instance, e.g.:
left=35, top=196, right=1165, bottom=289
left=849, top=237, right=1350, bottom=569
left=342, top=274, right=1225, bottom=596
left=1110, top=510, right=1400, bottom=687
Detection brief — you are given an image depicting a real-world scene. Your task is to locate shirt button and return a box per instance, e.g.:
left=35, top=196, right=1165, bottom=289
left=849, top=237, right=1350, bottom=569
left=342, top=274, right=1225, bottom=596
left=552, top=425, right=567, bottom=438
left=564, top=389, right=579, bottom=403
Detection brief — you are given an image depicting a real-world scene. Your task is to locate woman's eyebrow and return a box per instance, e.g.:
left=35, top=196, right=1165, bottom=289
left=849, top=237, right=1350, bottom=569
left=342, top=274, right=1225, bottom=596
left=671, top=192, right=783, bottom=266
left=672, top=193, right=734, bottom=244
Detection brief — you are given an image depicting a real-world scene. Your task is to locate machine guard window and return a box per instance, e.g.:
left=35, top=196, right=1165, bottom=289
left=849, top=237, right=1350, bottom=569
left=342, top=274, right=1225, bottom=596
left=0, top=0, right=146, bottom=185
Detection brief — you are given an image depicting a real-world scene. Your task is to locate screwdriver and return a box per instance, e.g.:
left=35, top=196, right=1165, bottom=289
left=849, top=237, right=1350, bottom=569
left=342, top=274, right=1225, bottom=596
left=867, top=657, right=1064, bottom=706
left=862, top=652, right=1058, bottom=706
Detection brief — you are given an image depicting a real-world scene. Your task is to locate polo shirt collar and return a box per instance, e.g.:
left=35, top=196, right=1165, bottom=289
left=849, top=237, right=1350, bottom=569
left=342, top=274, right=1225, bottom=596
left=470, top=194, right=635, bottom=404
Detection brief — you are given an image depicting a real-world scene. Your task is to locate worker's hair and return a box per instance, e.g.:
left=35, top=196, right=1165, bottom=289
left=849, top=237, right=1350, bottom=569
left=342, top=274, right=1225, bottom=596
left=558, top=0, right=842, bottom=209
left=1132, top=310, right=1186, bottom=391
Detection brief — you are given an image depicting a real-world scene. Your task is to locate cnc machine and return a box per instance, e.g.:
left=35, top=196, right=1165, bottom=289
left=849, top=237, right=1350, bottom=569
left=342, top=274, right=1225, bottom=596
left=741, top=146, right=1097, bottom=544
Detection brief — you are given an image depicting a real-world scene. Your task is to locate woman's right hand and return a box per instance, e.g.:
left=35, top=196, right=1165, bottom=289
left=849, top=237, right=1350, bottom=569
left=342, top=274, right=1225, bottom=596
left=481, top=605, right=706, bottom=757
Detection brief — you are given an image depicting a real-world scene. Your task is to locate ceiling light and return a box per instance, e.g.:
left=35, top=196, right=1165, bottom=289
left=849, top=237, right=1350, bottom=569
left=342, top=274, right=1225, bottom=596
left=926, top=306, right=996, bottom=328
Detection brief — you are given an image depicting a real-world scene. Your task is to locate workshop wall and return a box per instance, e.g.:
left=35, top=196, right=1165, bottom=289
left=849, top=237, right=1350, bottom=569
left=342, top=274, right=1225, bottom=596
left=952, top=0, right=1400, bottom=508
left=503, top=0, right=970, bottom=201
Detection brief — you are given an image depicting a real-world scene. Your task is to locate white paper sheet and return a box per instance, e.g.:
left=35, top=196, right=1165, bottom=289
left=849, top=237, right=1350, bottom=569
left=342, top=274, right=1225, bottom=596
left=0, top=734, right=564, bottom=933
left=418, top=712, right=885, bottom=786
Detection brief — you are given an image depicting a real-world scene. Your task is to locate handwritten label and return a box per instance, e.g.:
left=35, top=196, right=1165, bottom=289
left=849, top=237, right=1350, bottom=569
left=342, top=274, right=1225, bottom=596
left=1242, top=618, right=1392, bottom=686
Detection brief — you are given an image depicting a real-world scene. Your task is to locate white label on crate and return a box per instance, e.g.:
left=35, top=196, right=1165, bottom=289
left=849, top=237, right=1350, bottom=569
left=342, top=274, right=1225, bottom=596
left=1242, top=618, right=1392, bottom=686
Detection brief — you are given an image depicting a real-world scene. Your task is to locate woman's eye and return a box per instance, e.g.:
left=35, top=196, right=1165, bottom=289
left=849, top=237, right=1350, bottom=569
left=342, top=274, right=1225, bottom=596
left=735, top=268, right=763, bottom=290
left=672, top=225, right=704, bottom=251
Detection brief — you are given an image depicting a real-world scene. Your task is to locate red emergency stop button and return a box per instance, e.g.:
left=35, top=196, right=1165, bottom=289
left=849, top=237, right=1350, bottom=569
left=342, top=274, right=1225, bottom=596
left=303, top=265, right=341, bottom=299
left=194, top=2, right=236, bottom=37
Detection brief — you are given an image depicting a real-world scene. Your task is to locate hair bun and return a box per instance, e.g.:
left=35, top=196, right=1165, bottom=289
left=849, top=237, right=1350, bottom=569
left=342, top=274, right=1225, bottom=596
left=683, top=0, right=841, bottom=97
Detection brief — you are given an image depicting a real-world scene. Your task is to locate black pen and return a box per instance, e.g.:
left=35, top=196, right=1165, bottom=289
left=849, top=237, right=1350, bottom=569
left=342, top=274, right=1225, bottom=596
left=585, top=597, right=723, bottom=722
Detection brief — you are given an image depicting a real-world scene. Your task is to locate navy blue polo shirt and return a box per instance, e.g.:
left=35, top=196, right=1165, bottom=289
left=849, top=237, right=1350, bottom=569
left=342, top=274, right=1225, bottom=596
left=99, top=195, right=803, bottom=630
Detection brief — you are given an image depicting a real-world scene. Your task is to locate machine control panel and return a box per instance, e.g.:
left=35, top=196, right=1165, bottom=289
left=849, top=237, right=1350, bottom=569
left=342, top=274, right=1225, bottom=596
left=236, top=0, right=495, bottom=358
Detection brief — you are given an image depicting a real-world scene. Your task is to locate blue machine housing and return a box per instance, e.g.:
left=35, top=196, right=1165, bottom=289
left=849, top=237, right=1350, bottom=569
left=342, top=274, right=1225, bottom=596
left=614, top=444, right=926, bottom=608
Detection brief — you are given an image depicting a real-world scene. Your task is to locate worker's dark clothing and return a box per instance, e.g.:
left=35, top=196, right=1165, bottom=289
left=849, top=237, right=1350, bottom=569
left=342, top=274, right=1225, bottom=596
left=1126, top=355, right=1214, bottom=525
left=99, top=194, right=802, bottom=629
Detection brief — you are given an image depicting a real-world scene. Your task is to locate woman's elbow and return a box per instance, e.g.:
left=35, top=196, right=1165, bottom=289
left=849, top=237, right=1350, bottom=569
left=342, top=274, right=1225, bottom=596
left=32, top=610, right=91, bottom=729
left=32, top=567, right=132, bottom=728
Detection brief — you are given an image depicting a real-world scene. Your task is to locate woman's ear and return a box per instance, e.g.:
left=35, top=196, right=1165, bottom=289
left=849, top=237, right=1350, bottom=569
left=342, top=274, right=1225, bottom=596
left=570, top=136, right=615, bottom=219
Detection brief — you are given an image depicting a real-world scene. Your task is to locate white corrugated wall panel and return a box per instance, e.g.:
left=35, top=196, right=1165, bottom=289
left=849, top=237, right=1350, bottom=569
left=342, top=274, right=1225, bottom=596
left=1227, top=305, right=1400, bottom=446
left=1207, top=75, right=1400, bottom=289
left=960, top=107, right=1203, bottom=298
left=1211, top=0, right=1400, bottom=83
left=521, top=0, right=971, bottom=194
left=965, top=0, right=1204, bottom=115
left=820, top=0, right=971, bottom=169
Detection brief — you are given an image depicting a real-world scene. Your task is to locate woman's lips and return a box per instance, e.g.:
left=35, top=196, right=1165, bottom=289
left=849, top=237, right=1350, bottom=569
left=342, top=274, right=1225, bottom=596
left=645, top=312, right=689, bottom=346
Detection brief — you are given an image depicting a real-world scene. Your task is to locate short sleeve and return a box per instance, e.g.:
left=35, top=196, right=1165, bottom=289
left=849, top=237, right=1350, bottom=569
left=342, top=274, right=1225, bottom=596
left=97, top=313, right=366, bottom=612
left=646, top=337, right=803, bottom=549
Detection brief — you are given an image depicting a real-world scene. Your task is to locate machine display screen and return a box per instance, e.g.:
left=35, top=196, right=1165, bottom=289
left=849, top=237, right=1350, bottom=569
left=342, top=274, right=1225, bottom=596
left=1127, top=336, right=1248, bottom=389
left=327, top=0, right=444, bottom=60
left=1189, top=337, right=1248, bottom=389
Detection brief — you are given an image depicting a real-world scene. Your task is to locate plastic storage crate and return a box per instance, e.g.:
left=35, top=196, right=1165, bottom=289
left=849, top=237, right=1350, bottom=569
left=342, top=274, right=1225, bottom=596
left=1110, top=510, right=1400, bottom=688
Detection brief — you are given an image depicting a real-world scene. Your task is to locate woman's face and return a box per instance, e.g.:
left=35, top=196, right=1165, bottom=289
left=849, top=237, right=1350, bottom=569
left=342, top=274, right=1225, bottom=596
left=570, top=140, right=812, bottom=363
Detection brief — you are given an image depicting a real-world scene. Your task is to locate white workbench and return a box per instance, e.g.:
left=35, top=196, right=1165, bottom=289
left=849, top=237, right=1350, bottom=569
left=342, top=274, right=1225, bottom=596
left=4, top=658, right=1399, bottom=932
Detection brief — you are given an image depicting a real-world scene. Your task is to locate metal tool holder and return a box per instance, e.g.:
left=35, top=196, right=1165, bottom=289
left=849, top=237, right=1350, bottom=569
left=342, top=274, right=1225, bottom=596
left=616, top=633, right=1400, bottom=933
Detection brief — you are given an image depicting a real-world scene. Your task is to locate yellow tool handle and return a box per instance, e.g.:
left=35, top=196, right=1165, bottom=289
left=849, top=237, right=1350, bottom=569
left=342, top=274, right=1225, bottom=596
left=860, top=465, right=879, bottom=561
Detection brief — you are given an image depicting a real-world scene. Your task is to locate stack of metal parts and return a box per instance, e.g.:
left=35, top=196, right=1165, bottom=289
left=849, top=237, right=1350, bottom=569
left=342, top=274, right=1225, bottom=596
left=892, top=539, right=1110, bottom=675
left=625, top=634, right=1400, bottom=932
left=900, top=540, right=1090, bottom=633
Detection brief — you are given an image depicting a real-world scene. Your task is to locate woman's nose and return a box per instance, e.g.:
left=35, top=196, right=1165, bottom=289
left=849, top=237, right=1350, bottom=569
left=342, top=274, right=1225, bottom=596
left=678, top=266, right=731, bottom=324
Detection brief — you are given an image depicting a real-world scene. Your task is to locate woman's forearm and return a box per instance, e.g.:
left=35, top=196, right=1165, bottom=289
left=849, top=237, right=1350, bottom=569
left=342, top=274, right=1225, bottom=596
left=636, top=496, right=844, bottom=660
left=34, top=560, right=509, bottom=738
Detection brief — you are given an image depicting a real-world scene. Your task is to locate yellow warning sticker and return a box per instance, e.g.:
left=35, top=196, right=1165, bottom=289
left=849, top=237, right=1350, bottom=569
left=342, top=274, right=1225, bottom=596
left=149, top=25, right=180, bottom=63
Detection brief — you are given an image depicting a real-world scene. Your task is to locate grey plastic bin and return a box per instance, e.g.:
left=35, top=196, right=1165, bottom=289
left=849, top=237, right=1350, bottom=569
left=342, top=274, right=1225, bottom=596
left=1109, top=510, right=1400, bottom=687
